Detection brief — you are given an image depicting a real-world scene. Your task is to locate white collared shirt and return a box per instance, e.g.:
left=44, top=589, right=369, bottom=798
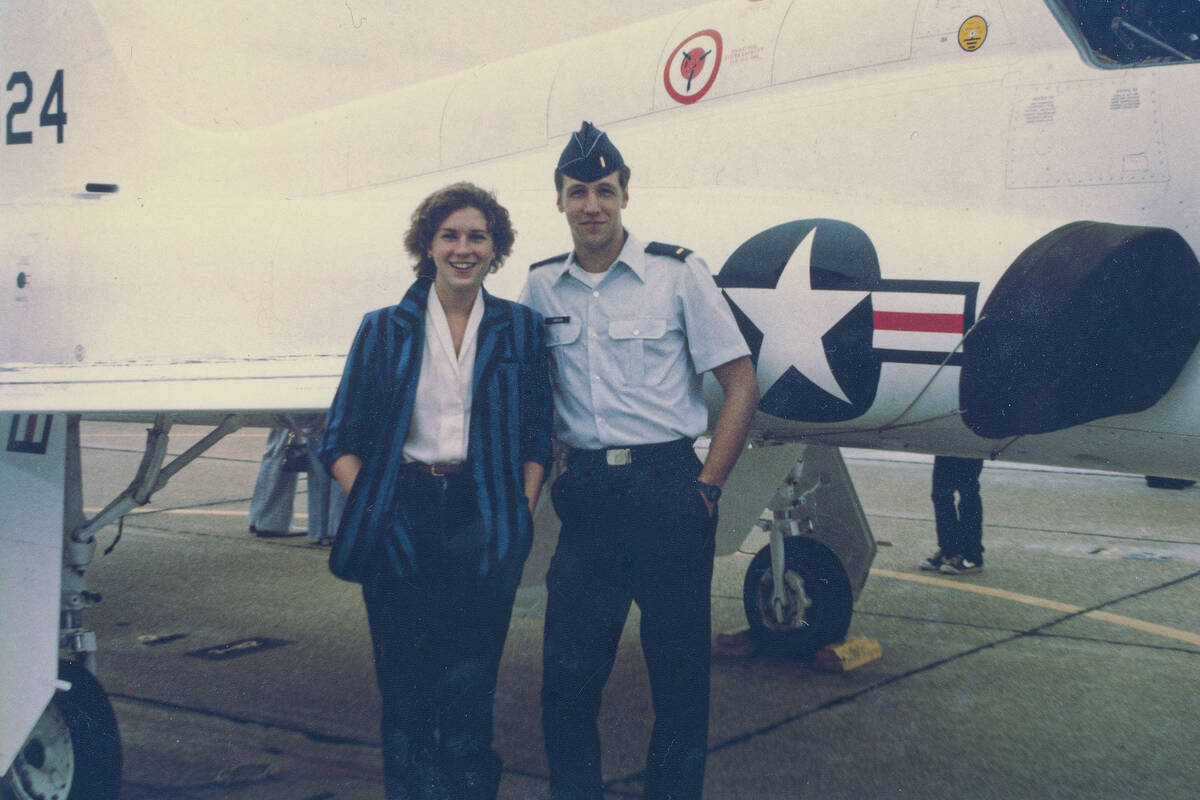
left=519, top=231, right=749, bottom=449
left=403, top=287, right=484, bottom=463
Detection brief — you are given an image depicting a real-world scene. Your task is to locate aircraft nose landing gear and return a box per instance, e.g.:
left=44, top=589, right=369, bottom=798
left=743, top=534, right=853, bottom=658
left=738, top=444, right=875, bottom=658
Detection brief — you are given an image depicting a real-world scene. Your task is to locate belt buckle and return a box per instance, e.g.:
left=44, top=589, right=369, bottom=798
left=605, top=448, right=632, bottom=467
left=430, top=462, right=456, bottom=477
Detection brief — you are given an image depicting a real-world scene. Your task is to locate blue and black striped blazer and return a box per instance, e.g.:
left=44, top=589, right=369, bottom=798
left=318, top=276, right=553, bottom=585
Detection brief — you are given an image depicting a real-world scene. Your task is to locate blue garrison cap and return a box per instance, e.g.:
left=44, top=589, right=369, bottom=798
left=557, top=121, right=625, bottom=183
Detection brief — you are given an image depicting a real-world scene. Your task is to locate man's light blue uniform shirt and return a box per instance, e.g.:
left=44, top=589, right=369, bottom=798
left=519, top=231, right=750, bottom=450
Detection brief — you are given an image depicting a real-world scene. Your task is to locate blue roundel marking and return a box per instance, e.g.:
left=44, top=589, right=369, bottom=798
left=717, top=220, right=881, bottom=423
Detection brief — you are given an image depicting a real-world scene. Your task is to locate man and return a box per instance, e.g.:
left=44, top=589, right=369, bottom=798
left=520, top=121, right=759, bottom=800
left=919, top=455, right=985, bottom=574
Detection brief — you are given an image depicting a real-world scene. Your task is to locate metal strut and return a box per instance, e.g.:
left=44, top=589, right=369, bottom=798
left=60, top=414, right=246, bottom=666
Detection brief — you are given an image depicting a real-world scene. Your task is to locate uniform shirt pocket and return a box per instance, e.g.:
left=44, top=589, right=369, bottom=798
left=545, top=319, right=581, bottom=347
left=608, top=317, right=669, bottom=385
left=545, top=320, right=581, bottom=383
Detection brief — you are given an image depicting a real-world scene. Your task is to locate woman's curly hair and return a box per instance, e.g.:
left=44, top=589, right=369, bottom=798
left=404, top=182, right=516, bottom=276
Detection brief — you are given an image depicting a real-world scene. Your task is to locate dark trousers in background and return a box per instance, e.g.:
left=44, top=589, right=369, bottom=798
left=931, top=455, right=985, bottom=562
left=362, top=469, right=517, bottom=800
left=542, top=442, right=716, bottom=800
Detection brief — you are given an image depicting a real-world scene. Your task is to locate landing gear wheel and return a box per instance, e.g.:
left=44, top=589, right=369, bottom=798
left=743, top=537, right=853, bottom=658
left=1, top=660, right=122, bottom=800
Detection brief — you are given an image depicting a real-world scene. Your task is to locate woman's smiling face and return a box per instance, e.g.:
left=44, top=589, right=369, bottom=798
left=428, top=206, right=495, bottom=296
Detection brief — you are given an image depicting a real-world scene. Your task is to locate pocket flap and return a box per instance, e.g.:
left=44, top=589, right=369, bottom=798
left=546, top=320, right=581, bottom=346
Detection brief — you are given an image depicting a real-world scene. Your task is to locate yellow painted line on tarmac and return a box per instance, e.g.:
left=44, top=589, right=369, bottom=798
left=872, top=568, right=1200, bottom=647
left=1084, top=611, right=1200, bottom=647
left=872, top=568, right=1081, bottom=613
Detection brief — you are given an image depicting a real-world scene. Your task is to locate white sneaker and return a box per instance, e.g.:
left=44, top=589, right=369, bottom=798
left=939, top=554, right=982, bottom=575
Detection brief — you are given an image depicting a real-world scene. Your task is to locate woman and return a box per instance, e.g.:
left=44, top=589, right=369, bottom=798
left=319, top=182, right=552, bottom=800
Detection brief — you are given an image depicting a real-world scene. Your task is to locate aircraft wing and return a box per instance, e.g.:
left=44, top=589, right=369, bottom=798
left=0, top=358, right=343, bottom=423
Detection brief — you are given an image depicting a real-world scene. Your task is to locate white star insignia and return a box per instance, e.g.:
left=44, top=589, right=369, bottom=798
left=725, top=228, right=869, bottom=403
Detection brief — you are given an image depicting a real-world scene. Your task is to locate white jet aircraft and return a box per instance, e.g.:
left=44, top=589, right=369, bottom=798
left=3, top=0, right=1198, bottom=796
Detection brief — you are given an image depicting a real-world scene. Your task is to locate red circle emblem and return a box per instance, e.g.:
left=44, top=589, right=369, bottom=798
left=663, top=29, right=723, bottom=105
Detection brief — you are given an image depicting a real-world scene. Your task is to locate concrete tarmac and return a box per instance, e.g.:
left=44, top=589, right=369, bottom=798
left=71, top=422, right=1200, bottom=799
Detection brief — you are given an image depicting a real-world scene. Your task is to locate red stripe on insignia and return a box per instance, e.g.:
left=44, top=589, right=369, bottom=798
left=873, top=311, right=963, bottom=334
left=23, top=414, right=39, bottom=443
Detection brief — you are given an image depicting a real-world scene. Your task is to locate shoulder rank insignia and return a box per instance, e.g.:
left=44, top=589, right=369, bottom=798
left=644, top=241, right=693, bottom=261
left=530, top=252, right=569, bottom=270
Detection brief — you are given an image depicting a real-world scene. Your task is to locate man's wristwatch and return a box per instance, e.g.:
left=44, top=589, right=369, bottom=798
left=695, top=481, right=721, bottom=504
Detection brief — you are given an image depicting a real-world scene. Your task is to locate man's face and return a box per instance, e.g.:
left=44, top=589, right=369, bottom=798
left=557, top=172, right=628, bottom=256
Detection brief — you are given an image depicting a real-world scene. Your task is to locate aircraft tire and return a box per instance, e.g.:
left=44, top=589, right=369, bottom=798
left=742, top=537, right=853, bottom=658
left=1, top=660, right=122, bottom=800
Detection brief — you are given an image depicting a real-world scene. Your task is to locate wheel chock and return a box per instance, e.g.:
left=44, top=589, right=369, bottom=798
left=812, top=636, right=882, bottom=672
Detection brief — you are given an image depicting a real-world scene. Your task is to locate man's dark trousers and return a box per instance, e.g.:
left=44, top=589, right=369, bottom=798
left=931, top=455, right=984, bottom=562
left=542, top=440, right=716, bottom=800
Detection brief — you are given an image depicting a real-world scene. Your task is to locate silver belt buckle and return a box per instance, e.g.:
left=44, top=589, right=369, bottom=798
left=605, top=448, right=632, bottom=467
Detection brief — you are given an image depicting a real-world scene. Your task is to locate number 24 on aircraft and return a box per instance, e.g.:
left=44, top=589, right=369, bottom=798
left=5, top=69, right=67, bottom=145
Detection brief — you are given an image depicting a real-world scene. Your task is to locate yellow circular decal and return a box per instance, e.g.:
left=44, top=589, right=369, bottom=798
left=958, top=15, right=988, bottom=52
